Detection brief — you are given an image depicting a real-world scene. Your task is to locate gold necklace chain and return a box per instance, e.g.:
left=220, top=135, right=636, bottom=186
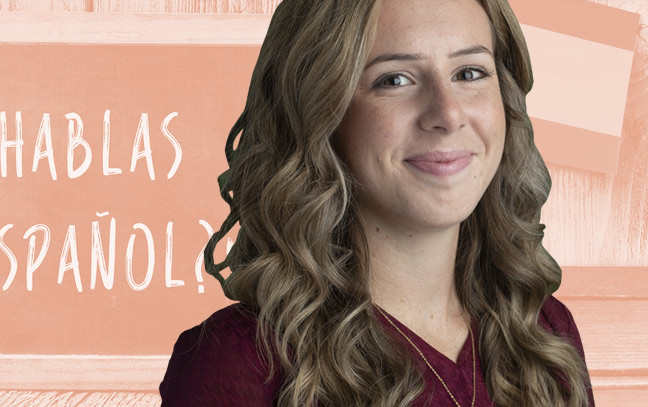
left=374, top=305, right=476, bottom=407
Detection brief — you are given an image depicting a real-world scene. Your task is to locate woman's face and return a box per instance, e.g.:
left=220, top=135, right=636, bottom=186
left=333, top=0, right=506, bottom=233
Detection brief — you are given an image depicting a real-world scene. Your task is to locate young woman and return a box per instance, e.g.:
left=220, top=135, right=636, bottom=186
left=160, top=0, right=595, bottom=406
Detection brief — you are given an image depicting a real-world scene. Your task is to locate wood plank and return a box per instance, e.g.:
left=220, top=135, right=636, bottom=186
left=91, top=0, right=166, bottom=13
left=0, top=391, right=161, bottom=407
left=4, top=389, right=648, bottom=407
left=159, top=0, right=281, bottom=13
left=0, top=12, right=271, bottom=44
left=0, top=0, right=85, bottom=12
left=591, top=373, right=648, bottom=388
left=0, top=355, right=168, bottom=390
left=557, top=299, right=648, bottom=371
left=532, top=118, right=623, bottom=174
left=594, top=388, right=648, bottom=407
left=509, top=0, right=639, bottom=50
left=559, top=267, right=648, bottom=299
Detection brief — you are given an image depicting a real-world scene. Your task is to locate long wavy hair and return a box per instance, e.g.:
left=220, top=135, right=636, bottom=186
left=204, top=0, right=592, bottom=406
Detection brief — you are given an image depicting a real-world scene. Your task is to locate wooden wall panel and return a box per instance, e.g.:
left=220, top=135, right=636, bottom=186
left=540, top=0, right=648, bottom=267
left=543, top=0, right=648, bottom=400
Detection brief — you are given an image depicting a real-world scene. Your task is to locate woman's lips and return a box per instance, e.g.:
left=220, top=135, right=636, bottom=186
left=405, top=151, right=474, bottom=177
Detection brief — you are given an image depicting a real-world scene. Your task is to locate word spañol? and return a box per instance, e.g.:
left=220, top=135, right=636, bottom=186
left=0, top=215, right=224, bottom=293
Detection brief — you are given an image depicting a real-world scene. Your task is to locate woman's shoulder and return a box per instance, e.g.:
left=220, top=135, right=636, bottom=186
left=538, top=295, right=585, bottom=354
left=539, top=295, right=596, bottom=405
left=159, top=302, right=282, bottom=407
left=539, top=295, right=574, bottom=327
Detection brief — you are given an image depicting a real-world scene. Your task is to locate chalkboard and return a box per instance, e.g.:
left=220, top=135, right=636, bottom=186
left=0, top=44, right=258, bottom=355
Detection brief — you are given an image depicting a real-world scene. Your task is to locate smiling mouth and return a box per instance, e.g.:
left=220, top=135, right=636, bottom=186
left=405, top=151, right=474, bottom=177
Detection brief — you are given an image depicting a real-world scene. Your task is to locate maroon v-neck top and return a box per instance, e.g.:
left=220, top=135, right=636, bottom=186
left=159, top=295, right=595, bottom=406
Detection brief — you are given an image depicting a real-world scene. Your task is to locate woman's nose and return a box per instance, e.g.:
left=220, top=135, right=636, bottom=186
left=417, top=82, right=467, bottom=135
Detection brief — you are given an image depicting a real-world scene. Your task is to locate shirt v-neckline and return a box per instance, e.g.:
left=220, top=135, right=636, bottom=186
left=372, top=304, right=476, bottom=369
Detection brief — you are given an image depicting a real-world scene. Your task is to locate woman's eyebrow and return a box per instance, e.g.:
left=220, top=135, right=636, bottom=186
left=448, top=45, right=492, bottom=59
left=364, top=45, right=493, bottom=71
left=364, top=53, right=429, bottom=70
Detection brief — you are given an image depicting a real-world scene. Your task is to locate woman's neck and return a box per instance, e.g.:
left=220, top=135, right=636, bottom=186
left=365, top=219, right=466, bottom=331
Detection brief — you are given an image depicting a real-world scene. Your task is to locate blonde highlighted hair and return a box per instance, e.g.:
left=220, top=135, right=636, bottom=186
left=204, top=0, right=592, bottom=405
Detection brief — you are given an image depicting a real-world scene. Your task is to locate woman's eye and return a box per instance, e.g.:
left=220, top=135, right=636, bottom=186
left=455, top=67, right=488, bottom=81
left=374, top=74, right=412, bottom=89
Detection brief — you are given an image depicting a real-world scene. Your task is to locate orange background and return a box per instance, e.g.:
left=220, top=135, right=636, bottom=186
left=0, top=0, right=647, bottom=406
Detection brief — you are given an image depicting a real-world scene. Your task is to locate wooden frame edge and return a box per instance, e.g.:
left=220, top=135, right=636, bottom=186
left=0, top=12, right=270, bottom=45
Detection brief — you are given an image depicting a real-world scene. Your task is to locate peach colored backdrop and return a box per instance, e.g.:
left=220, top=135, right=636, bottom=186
left=0, top=0, right=646, bottom=406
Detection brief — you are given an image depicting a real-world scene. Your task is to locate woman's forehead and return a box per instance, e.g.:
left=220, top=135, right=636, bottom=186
left=369, top=0, right=494, bottom=59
